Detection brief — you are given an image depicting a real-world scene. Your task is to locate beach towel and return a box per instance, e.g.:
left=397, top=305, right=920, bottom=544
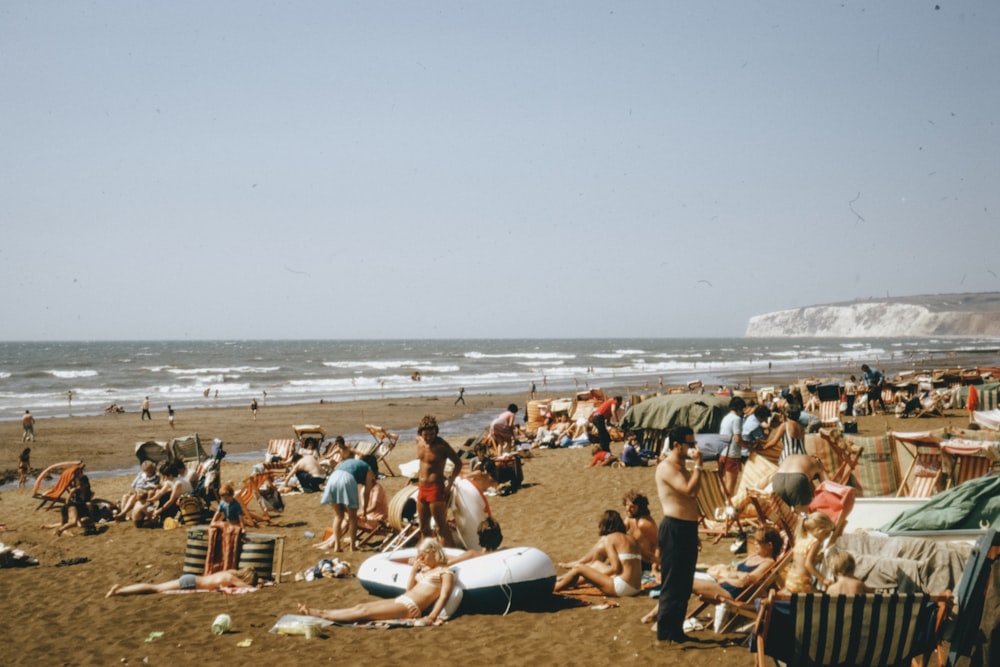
left=204, top=523, right=242, bottom=574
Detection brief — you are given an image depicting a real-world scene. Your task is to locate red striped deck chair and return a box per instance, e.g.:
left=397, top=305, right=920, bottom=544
left=361, top=424, right=400, bottom=476
left=745, top=488, right=798, bottom=542
left=32, top=461, right=85, bottom=510
left=264, top=438, right=296, bottom=469
left=816, top=383, right=842, bottom=428
left=891, top=430, right=945, bottom=498
left=234, top=473, right=276, bottom=527
left=942, top=439, right=997, bottom=488
left=754, top=591, right=951, bottom=667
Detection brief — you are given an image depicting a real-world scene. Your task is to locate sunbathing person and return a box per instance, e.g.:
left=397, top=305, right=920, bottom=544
left=622, top=490, right=658, bottom=570
left=106, top=567, right=258, bottom=597
left=118, top=460, right=161, bottom=519
left=297, top=538, right=455, bottom=625
left=282, top=448, right=327, bottom=493
left=554, top=510, right=643, bottom=597
left=640, top=526, right=783, bottom=624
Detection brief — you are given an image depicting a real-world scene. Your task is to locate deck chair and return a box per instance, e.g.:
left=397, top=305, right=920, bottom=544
left=731, top=453, right=779, bottom=510
left=817, top=383, right=842, bottom=428
left=812, top=431, right=864, bottom=486
left=836, top=433, right=901, bottom=498
left=691, top=463, right=745, bottom=543
left=942, top=439, right=997, bottom=488
left=32, top=461, right=85, bottom=510
left=753, top=590, right=951, bottom=667
left=745, top=488, right=798, bottom=543
left=234, top=473, right=278, bottom=527
left=264, top=438, right=296, bottom=469
left=892, top=432, right=945, bottom=498
left=356, top=424, right=399, bottom=476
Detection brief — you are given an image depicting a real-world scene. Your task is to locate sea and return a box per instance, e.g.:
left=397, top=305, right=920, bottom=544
left=3, top=337, right=999, bottom=422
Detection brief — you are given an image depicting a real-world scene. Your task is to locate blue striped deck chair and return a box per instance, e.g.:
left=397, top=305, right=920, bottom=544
left=753, top=591, right=951, bottom=667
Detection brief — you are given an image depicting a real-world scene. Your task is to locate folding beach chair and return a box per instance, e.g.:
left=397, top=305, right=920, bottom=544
left=234, top=473, right=279, bottom=527
left=811, top=431, right=864, bottom=486
left=355, top=424, right=400, bottom=476
left=892, top=431, right=946, bottom=498
left=745, top=488, right=798, bottom=544
left=691, top=463, right=745, bottom=543
left=753, top=591, right=951, bottom=667
left=264, top=438, right=296, bottom=469
left=731, top=453, right=779, bottom=510
left=942, top=439, right=998, bottom=488
left=816, top=383, right=842, bottom=428
left=32, top=461, right=85, bottom=510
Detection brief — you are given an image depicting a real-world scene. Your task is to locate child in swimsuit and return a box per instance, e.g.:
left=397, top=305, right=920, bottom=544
left=783, top=511, right=835, bottom=593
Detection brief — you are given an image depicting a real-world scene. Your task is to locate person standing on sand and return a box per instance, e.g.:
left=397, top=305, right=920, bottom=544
left=771, top=454, right=827, bottom=514
left=454, top=387, right=465, bottom=405
left=17, top=447, right=31, bottom=488
left=654, top=426, right=702, bottom=644
left=22, top=410, right=36, bottom=442
left=416, top=415, right=463, bottom=547
left=250, top=397, right=258, bottom=420
left=591, top=395, right=621, bottom=454
left=167, top=405, right=175, bottom=429
left=140, top=397, right=151, bottom=421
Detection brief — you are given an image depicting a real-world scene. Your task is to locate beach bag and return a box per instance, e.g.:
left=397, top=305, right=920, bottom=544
left=258, top=480, right=284, bottom=512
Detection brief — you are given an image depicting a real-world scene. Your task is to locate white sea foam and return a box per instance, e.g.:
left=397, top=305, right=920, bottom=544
left=48, top=369, right=99, bottom=379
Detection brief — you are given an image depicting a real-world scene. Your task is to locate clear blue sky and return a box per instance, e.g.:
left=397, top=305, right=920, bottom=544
left=2, top=2, right=998, bottom=340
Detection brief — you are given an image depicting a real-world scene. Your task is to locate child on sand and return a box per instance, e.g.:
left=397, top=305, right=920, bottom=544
left=824, top=550, right=870, bottom=595
left=212, top=483, right=245, bottom=529
left=297, top=537, right=455, bottom=624
left=106, top=568, right=258, bottom=597
left=783, top=511, right=836, bottom=593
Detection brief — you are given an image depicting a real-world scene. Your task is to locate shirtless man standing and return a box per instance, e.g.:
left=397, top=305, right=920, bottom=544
left=416, top=415, right=463, bottom=547
left=655, top=426, right=702, bottom=644
left=771, top=453, right=828, bottom=514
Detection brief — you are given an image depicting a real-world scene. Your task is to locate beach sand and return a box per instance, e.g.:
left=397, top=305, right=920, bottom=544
left=0, top=392, right=976, bottom=666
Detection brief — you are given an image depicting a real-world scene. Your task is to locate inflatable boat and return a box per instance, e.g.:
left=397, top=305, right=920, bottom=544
left=357, top=546, right=556, bottom=616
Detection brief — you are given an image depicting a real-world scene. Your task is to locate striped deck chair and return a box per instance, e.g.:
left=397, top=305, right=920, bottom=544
left=753, top=591, right=951, bottom=667
left=32, top=461, right=85, bottom=510
left=806, top=432, right=863, bottom=487
left=843, top=433, right=901, bottom=498
left=234, top=473, right=277, bottom=527
left=732, top=453, right=779, bottom=509
left=363, top=424, right=400, bottom=477
left=265, top=438, right=296, bottom=469
left=690, top=462, right=745, bottom=543
left=942, top=439, right=998, bottom=488
left=891, top=431, right=945, bottom=498
left=745, top=488, right=798, bottom=543
left=817, top=384, right=842, bottom=428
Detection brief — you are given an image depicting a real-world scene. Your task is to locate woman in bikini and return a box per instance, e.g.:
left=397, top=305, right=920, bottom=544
left=554, top=510, right=643, bottom=597
left=298, top=538, right=456, bottom=624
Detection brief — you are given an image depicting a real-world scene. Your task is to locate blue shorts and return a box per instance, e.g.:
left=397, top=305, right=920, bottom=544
left=179, top=573, right=197, bottom=590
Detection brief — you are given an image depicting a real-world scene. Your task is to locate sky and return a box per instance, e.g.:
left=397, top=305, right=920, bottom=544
left=2, top=2, right=998, bottom=341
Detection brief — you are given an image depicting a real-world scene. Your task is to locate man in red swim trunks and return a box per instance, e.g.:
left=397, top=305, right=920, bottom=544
left=416, top=415, right=463, bottom=547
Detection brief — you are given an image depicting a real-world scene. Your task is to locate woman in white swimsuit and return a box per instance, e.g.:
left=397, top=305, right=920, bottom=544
left=554, top=510, right=643, bottom=597
left=298, top=538, right=455, bottom=624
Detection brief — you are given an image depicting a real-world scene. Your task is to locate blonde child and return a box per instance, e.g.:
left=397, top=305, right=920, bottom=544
left=783, top=511, right=835, bottom=593
left=825, top=550, right=870, bottom=595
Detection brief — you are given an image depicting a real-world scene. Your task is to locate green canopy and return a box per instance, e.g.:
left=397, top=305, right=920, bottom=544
left=620, top=394, right=730, bottom=434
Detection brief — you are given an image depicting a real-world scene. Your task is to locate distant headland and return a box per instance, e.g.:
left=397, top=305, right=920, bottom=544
left=745, top=292, right=1000, bottom=338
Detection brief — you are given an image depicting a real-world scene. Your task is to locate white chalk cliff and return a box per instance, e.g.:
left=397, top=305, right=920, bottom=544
left=745, top=292, right=1000, bottom=338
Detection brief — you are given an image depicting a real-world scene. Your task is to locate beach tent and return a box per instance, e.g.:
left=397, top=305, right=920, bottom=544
left=621, top=393, right=730, bottom=433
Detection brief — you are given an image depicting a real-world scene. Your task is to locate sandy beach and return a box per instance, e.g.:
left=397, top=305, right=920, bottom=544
left=0, top=390, right=982, bottom=667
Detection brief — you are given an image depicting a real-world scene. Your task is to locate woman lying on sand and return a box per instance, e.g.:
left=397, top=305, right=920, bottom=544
left=297, top=538, right=454, bottom=625
left=106, top=568, right=258, bottom=597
